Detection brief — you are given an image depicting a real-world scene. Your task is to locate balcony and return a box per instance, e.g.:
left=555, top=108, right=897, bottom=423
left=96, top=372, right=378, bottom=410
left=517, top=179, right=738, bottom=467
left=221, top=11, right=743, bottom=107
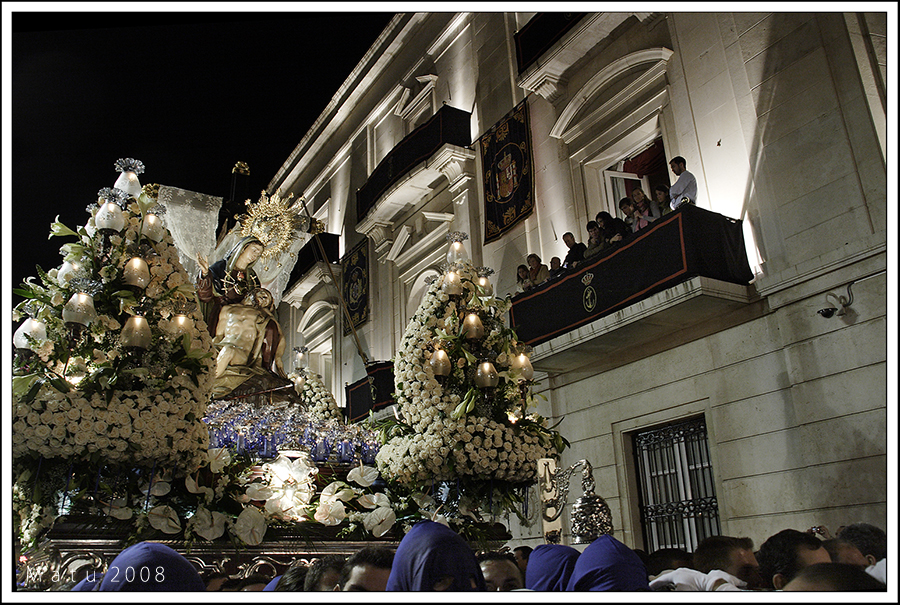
left=514, top=12, right=587, bottom=73
left=281, top=232, right=340, bottom=306
left=509, top=206, right=765, bottom=383
left=356, top=104, right=471, bottom=224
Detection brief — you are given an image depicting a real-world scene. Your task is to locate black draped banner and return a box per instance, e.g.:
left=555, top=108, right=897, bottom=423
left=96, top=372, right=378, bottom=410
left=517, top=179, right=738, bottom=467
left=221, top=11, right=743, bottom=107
left=480, top=99, right=534, bottom=244
left=341, top=239, right=369, bottom=336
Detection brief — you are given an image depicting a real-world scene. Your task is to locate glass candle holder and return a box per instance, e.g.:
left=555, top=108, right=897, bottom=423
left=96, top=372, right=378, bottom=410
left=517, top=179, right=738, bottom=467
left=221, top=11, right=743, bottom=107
left=172, top=314, right=193, bottom=335
left=113, top=170, right=142, bottom=199
left=463, top=313, right=485, bottom=340
left=475, top=361, right=500, bottom=388
left=120, top=315, right=152, bottom=349
left=140, top=213, right=165, bottom=242
left=57, top=260, right=81, bottom=286
left=14, top=318, right=47, bottom=351
left=446, top=240, right=468, bottom=264
left=62, top=293, right=98, bottom=327
left=511, top=353, right=535, bottom=381
left=95, top=202, right=126, bottom=231
left=442, top=271, right=464, bottom=296
left=429, top=349, right=452, bottom=376
left=123, top=257, right=150, bottom=289
left=477, top=276, right=494, bottom=296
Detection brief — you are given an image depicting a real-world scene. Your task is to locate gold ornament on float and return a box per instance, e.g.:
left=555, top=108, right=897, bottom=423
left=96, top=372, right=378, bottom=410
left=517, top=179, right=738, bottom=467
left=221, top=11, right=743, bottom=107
left=239, top=190, right=310, bottom=260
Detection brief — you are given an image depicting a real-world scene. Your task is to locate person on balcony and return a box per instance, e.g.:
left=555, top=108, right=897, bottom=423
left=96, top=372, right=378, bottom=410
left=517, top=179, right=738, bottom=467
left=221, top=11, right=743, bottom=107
left=527, top=253, right=550, bottom=286
left=516, top=264, right=535, bottom=292
left=631, top=187, right=662, bottom=222
left=577, top=221, right=606, bottom=266
left=596, top=211, right=629, bottom=247
left=668, top=156, right=698, bottom=210
left=561, top=232, right=586, bottom=269
left=654, top=184, right=671, bottom=215
left=619, top=197, right=655, bottom=233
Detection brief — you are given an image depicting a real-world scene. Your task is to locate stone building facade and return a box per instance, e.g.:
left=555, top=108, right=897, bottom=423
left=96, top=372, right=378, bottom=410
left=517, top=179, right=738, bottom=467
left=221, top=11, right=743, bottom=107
left=271, top=12, right=888, bottom=549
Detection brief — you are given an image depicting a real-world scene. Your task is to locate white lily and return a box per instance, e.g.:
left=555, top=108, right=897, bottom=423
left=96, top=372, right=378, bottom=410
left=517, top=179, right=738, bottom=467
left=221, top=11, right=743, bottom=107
left=139, top=480, right=171, bottom=497
left=105, top=497, right=132, bottom=520
left=363, top=506, right=396, bottom=538
left=347, top=465, right=379, bottom=487
left=357, top=492, right=391, bottom=510
left=266, top=454, right=317, bottom=487
left=263, top=483, right=316, bottom=521
left=185, top=474, right=214, bottom=503
left=314, top=499, right=347, bottom=526
left=147, top=505, right=181, bottom=534
left=319, top=481, right=355, bottom=505
left=232, top=506, right=267, bottom=545
left=245, top=482, right=275, bottom=502
left=207, top=447, right=232, bottom=474
left=190, top=506, right=227, bottom=541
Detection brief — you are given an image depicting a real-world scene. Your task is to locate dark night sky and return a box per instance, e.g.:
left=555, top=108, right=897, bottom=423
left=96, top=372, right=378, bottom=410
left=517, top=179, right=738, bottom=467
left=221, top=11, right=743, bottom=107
left=7, top=9, right=395, bottom=305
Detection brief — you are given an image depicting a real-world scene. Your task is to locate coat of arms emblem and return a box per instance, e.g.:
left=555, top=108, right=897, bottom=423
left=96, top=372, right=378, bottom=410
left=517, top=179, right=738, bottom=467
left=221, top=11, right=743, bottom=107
left=496, top=150, right=518, bottom=199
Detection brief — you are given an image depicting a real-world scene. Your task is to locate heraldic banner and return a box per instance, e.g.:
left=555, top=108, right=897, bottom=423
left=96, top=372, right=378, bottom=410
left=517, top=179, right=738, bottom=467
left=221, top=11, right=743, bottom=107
left=480, top=98, right=535, bottom=244
left=341, top=239, right=369, bottom=336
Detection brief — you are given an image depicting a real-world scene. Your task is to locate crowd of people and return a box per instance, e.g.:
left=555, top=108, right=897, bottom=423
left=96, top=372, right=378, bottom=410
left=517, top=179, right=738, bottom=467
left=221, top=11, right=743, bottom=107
left=514, top=156, right=699, bottom=294
left=61, top=519, right=887, bottom=592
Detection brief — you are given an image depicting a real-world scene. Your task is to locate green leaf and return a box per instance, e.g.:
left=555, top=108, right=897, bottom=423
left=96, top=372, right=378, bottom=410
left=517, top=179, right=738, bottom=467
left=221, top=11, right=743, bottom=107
left=47, top=376, right=71, bottom=394
left=12, top=374, right=41, bottom=400
left=12, top=288, right=41, bottom=300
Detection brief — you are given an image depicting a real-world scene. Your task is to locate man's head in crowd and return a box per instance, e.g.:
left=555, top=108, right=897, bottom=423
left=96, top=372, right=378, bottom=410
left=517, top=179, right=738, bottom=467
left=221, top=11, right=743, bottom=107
left=837, top=523, right=886, bottom=565
left=757, top=529, right=831, bottom=589
left=693, top=536, right=763, bottom=589
left=645, top=547, right=693, bottom=578
left=274, top=560, right=308, bottom=591
left=783, top=562, right=886, bottom=591
left=304, top=555, right=346, bottom=591
left=477, top=551, right=524, bottom=591
left=822, top=538, right=871, bottom=569
left=512, top=545, right=532, bottom=578
left=338, top=547, right=394, bottom=591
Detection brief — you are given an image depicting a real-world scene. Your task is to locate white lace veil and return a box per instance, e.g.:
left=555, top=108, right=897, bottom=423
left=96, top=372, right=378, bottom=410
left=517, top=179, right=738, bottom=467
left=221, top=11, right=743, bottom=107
left=155, top=186, right=223, bottom=282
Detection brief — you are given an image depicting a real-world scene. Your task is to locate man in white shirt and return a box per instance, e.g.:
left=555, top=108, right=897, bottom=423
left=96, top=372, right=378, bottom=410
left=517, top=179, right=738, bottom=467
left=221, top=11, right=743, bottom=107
left=668, top=156, right=698, bottom=209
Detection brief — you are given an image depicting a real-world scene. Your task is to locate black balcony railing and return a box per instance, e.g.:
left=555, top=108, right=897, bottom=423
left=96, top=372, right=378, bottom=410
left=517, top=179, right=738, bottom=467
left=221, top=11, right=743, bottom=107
left=284, top=232, right=339, bottom=292
left=356, top=104, right=471, bottom=223
left=509, top=205, right=755, bottom=347
left=514, top=13, right=587, bottom=73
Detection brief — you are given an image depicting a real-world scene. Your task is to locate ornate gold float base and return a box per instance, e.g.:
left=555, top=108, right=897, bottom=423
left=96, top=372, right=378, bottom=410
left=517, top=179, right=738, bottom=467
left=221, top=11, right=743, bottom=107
left=17, top=514, right=512, bottom=591
left=16, top=514, right=397, bottom=591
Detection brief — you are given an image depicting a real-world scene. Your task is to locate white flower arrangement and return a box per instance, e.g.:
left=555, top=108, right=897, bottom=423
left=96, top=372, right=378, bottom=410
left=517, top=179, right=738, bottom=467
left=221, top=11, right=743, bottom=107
left=298, top=371, right=344, bottom=422
left=12, top=169, right=217, bottom=547
left=376, top=257, right=565, bottom=513
left=12, top=191, right=215, bottom=474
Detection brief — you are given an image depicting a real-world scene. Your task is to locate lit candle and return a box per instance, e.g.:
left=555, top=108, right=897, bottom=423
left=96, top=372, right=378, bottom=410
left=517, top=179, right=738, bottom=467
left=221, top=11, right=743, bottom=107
left=463, top=313, right=485, bottom=340
left=62, top=293, right=97, bottom=327
left=477, top=276, right=494, bottom=296
left=95, top=202, right=125, bottom=232
left=442, top=271, right=463, bottom=295
left=140, top=214, right=165, bottom=242
left=113, top=168, right=143, bottom=199
left=14, top=318, right=47, bottom=351
left=123, top=257, right=150, bottom=290
left=120, top=315, right=152, bottom=349
left=446, top=240, right=468, bottom=264
left=429, top=349, right=452, bottom=376
left=172, top=314, right=193, bottom=335
left=511, top=353, right=534, bottom=381
left=475, top=361, right=500, bottom=388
